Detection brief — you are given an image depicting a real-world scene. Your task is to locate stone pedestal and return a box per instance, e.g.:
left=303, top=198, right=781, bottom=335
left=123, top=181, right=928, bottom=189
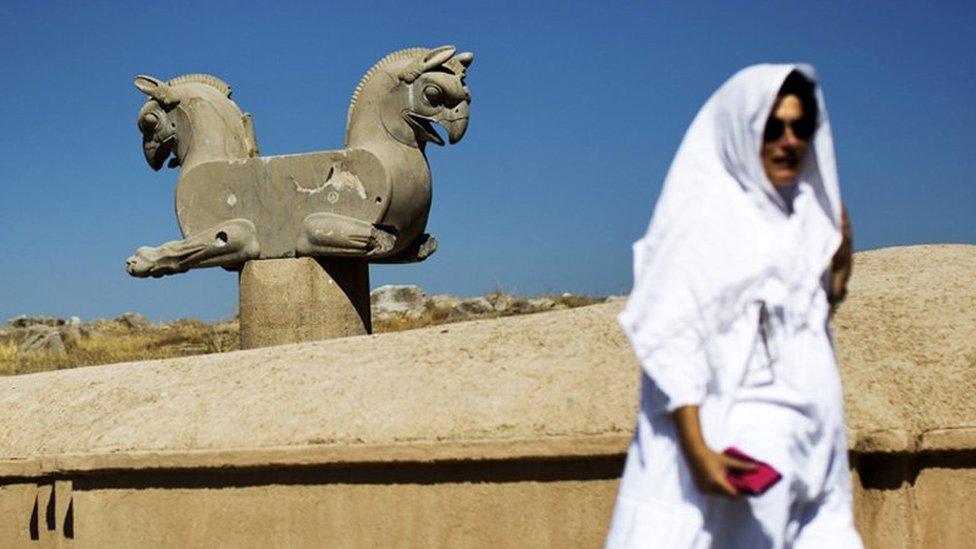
left=239, top=258, right=370, bottom=349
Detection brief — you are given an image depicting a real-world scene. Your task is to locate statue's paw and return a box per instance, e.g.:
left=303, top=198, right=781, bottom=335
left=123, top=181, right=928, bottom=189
left=125, top=247, right=182, bottom=278
left=417, top=235, right=438, bottom=260
left=367, top=228, right=396, bottom=257
left=125, top=249, right=156, bottom=278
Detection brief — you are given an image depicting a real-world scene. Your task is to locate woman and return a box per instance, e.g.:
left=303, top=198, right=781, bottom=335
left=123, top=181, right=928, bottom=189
left=606, top=65, right=861, bottom=548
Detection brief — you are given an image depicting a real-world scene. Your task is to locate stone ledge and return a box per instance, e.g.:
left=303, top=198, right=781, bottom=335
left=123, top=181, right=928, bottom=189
left=0, top=434, right=632, bottom=479
left=5, top=427, right=976, bottom=480
left=919, top=427, right=976, bottom=452
left=847, top=427, right=976, bottom=454
left=849, top=429, right=915, bottom=453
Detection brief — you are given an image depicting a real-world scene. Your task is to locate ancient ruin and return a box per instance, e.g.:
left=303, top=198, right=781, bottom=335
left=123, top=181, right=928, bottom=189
left=124, top=46, right=473, bottom=346
left=1, top=245, right=974, bottom=548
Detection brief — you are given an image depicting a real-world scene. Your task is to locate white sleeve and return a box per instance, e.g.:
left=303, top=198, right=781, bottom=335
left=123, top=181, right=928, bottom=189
left=618, top=236, right=712, bottom=413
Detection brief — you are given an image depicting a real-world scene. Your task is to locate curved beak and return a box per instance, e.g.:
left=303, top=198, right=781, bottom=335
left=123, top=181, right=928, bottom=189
left=143, top=137, right=173, bottom=171
left=435, top=100, right=470, bottom=144
left=440, top=116, right=469, bottom=144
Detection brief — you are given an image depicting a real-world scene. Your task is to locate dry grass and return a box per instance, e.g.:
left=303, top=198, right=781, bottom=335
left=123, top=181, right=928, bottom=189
left=0, top=340, right=17, bottom=366
left=2, top=293, right=605, bottom=376
left=0, top=321, right=239, bottom=376
left=372, top=301, right=456, bottom=333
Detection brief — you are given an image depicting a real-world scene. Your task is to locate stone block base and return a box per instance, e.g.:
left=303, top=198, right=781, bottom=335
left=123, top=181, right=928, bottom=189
left=239, top=258, right=370, bottom=349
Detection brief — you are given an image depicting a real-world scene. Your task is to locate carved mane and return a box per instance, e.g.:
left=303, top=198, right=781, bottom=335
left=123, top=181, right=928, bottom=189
left=346, top=48, right=429, bottom=128
left=167, top=74, right=233, bottom=97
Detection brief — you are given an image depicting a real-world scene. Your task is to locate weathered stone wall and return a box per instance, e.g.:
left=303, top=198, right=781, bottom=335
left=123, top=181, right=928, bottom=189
left=3, top=462, right=621, bottom=548
left=0, top=245, right=973, bottom=548
left=4, top=457, right=976, bottom=548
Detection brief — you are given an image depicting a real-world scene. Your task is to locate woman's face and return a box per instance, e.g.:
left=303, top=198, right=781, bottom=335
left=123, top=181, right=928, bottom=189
left=760, top=94, right=811, bottom=187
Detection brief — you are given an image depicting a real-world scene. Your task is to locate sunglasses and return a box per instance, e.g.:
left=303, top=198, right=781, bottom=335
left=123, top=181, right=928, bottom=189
left=763, top=116, right=816, bottom=142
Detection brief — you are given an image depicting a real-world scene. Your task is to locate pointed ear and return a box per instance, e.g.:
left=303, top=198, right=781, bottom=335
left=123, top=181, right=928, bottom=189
left=133, top=75, right=179, bottom=106
left=134, top=75, right=164, bottom=96
left=422, top=45, right=457, bottom=68
left=453, top=52, right=474, bottom=68
left=400, top=46, right=458, bottom=83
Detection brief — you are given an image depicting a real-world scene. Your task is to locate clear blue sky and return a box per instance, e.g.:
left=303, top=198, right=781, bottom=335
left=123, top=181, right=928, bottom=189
left=1, top=1, right=973, bottom=322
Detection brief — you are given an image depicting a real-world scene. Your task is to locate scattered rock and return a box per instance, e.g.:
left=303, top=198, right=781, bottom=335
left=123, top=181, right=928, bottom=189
left=451, top=297, right=495, bottom=320
left=527, top=297, right=557, bottom=311
left=372, top=288, right=595, bottom=323
left=428, top=294, right=460, bottom=311
left=117, top=312, right=150, bottom=330
left=59, top=318, right=86, bottom=348
left=604, top=295, right=626, bottom=303
left=485, top=292, right=517, bottom=314
left=17, top=325, right=66, bottom=355
left=4, top=316, right=65, bottom=330
left=59, top=327, right=82, bottom=347
left=370, top=285, right=428, bottom=321
left=0, top=316, right=76, bottom=355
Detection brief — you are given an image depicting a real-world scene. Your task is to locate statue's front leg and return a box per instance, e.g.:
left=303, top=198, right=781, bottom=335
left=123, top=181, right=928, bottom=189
left=296, top=213, right=395, bottom=258
left=125, top=218, right=260, bottom=278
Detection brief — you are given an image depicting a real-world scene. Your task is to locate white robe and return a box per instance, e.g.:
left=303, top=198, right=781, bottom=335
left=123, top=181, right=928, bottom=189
left=606, top=65, right=862, bottom=548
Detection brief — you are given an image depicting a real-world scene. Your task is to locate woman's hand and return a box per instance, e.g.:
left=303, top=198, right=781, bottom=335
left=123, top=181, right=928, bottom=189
left=683, top=445, right=758, bottom=498
left=672, top=406, right=757, bottom=498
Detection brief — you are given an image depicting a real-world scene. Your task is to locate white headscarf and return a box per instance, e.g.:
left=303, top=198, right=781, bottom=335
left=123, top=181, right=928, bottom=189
left=619, top=64, right=842, bottom=411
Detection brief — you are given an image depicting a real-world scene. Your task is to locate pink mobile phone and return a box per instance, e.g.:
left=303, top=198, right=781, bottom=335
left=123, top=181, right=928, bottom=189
left=723, top=446, right=782, bottom=496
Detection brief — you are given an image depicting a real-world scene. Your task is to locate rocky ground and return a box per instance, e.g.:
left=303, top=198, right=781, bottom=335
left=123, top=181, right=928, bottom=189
left=0, top=287, right=616, bottom=376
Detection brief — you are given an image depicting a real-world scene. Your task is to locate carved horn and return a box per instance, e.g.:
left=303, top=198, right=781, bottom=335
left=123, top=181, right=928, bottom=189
left=400, top=45, right=457, bottom=83
left=133, top=75, right=180, bottom=106
left=454, top=52, right=474, bottom=68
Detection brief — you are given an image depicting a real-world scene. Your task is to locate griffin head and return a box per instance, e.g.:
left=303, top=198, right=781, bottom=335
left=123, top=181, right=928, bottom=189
left=398, top=46, right=473, bottom=146
left=134, top=75, right=182, bottom=170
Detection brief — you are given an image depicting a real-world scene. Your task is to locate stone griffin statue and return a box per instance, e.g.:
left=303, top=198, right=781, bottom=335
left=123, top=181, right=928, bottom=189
left=126, top=46, right=473, bottom=277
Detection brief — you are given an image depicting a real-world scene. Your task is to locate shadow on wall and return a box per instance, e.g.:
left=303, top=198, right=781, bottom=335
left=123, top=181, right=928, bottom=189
left=74, top=455, right=627, bottom=491
left=855, top=450, right=976, bottom=490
